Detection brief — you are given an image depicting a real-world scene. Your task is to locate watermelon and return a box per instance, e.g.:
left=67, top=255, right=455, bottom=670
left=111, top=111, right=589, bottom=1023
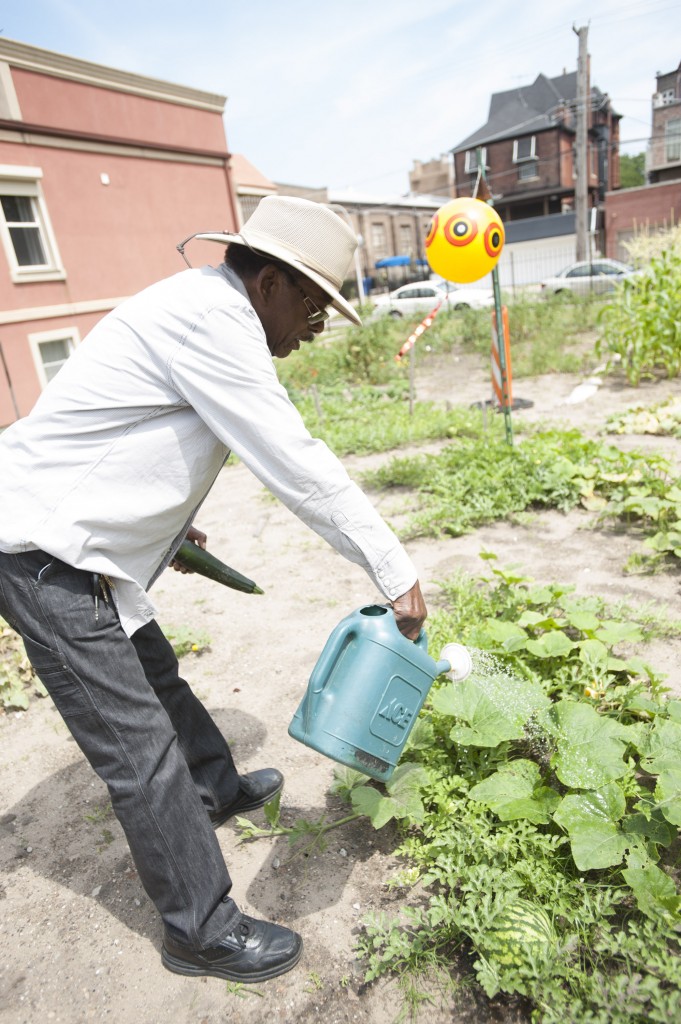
left=478, top=898, right=555, bottom=966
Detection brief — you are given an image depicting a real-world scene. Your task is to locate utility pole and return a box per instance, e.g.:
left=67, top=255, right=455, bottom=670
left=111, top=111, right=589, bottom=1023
left=573, top=24, right=589, bottom=262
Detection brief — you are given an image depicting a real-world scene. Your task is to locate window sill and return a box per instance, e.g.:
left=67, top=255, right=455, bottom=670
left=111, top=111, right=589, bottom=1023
left=11, top=267, right=67, bottom=284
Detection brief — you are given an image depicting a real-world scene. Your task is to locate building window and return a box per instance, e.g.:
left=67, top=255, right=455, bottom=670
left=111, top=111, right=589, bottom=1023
left=513, top=136, right=538, bottom=180
left=399, top=224, right=412, bottom=254
left=513, top=136, right=536, bottom=162
left=0, top=166, right=65, bottom=283
left=665, top=119, right=681, bottom=163
left=465, top=148, right=487, bottom=173
left=1, top=195, right=48, bottom=265
left=518, top=159, right=539, bottom=180
left=28, top=328, right=79, bottom=388
left=371, top=222, right=387, bottom=257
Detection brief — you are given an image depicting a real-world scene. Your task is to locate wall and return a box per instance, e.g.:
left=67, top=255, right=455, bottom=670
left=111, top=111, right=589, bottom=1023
left=604, top=180, right=681, bottom=260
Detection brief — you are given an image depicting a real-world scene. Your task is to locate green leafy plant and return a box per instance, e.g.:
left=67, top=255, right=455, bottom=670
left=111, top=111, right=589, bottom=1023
left=362, top=426, right=670, bottom=540
left=236, top=764, right=429, bottom=861
left=597, top=249, right=681, bottom=384
left=606, top=396, right=681, bottom=438
left=355, top=560, right=681, bottom=1021
left=290, top=383, right=496, bottom=457
left=234, top=555, right=681, bottom=1020
left=278, top=295, right=601, bottom=394
left=0, top=617, right=45, bottom=711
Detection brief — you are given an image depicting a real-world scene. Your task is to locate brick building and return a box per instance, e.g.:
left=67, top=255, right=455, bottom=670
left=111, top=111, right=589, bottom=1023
left=451, top=71, right=621, bottom=224
left=647, top=61, right=681, bottom=184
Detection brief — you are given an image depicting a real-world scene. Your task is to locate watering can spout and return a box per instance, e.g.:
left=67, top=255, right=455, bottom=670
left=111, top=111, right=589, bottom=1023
left=438, top=643, right=473, bottom=682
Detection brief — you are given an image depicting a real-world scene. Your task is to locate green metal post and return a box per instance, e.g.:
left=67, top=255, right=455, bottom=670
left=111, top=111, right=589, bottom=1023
left=477, top=149, right=513, bottom=446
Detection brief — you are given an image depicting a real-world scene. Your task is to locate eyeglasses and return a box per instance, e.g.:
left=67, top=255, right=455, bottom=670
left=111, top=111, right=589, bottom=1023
left=282, top=270, right=330, bottom=326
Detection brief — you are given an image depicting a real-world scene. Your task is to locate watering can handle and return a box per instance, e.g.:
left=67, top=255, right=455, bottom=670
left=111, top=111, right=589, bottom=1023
left=305, top=622, right=355, bottom=732
left=308, top=622, right=355, bottom=695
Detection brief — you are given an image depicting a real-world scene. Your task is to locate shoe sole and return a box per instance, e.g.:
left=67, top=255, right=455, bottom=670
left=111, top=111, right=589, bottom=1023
left=210, top=782, right=283, bottom=829
left=161, top=937, right=303, bottom=983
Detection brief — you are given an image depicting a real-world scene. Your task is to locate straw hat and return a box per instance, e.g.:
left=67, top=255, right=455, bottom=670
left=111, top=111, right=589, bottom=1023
left=191, top=196, right=361, bottom=326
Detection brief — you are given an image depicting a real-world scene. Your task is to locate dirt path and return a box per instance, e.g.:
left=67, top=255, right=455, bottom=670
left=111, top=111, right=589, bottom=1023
left=2, top=351, right=681, bottom=1024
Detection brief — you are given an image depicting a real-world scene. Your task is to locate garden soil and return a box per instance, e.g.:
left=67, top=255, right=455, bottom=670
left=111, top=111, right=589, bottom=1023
left=2, top=346, right=681, bottom=1024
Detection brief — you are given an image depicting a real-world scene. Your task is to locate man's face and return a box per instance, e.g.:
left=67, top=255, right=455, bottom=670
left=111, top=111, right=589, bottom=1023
left=256, top=267, right=331, bottom=359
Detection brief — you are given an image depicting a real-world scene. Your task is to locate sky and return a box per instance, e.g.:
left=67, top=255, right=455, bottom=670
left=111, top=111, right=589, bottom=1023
left=4, top=0, right=681, bottom=197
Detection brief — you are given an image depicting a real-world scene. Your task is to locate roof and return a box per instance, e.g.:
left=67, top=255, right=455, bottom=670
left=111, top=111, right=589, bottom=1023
left=453, top=71, right=612, bottom=152
left=328, top=188, right=444, bottom=209
left=0, top=36, right=226, bottom=112
left=229, top=153, right=277, bottom=192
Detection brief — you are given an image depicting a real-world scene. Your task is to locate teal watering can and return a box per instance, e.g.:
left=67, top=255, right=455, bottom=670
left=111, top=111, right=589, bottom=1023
left=288, top=604, right=472, bottom=782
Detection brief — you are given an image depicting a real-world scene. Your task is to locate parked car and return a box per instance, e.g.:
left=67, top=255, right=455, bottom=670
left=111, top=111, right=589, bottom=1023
left=540, top=258, right=636, bottom=297
left=372, top=280, right=494, bottom=318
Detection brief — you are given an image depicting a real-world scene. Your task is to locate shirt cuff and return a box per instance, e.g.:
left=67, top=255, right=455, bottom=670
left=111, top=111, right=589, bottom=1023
left=369, top=544, right=418, bottom=602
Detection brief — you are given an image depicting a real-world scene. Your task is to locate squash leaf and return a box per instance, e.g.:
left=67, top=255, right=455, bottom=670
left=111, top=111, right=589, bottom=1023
left=432, top=676, right=549, bottom=749
left=549, top=700, right=632, bottom=788
left=469, top=759, right=560, bottom=824
left=553, top=783, right=629, bottom=870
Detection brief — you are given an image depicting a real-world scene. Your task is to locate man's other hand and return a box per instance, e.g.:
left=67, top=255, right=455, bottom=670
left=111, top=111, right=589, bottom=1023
left=170, top=526, right=207, bottom=574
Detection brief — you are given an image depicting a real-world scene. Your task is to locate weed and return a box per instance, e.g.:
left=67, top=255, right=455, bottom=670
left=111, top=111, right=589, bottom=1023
left=304, top=970, right=324, bottom=992
left=84, top=802, right=112, bottom=824
left=362, top=426, right=670, bottom=544
left=97, top=828, right=114, bottom=852
left=224, top=982, right=264, bottom=998
left=161, top=624, right=212, bottom=659
left=0, top=618, right=44, bottom=711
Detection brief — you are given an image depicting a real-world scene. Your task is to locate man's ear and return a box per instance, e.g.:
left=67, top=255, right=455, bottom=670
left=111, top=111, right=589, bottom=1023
left=255, top=264, right=280, bottom=306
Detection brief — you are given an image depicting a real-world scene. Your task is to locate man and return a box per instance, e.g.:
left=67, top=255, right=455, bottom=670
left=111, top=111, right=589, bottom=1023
left=0, top=196, right=427, bottom=983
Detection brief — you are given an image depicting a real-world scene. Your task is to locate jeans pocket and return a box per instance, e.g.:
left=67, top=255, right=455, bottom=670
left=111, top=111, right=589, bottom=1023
left=35, top=557, right=71, bottom=584
left=21, top=634, right=92, bottom=717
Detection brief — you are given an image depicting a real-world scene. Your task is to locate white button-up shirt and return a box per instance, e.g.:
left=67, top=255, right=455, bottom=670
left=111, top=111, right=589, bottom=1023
left=0, top=264, right=417, bottom=635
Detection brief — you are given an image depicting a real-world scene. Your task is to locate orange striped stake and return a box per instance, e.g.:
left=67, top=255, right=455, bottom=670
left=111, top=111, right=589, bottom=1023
left=491, top=305, right=512, bottom=409
left=395, top=303, right=442, bottom=362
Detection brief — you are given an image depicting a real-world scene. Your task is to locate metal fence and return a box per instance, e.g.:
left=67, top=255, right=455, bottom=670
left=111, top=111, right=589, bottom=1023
left=363, top=237, right=596, bottom=301
left=495, top=238, right=583, bottom=295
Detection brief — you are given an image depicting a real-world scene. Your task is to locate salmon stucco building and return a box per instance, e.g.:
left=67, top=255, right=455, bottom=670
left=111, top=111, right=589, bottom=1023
left=0, top=38, right=239, bottom=426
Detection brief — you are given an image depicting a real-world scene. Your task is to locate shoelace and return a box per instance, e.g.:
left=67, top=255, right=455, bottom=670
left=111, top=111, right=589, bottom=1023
left=231, top=918, right=251, bottom=948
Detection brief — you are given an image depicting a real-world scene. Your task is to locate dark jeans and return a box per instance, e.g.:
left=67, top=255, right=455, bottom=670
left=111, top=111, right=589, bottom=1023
left=0, top=548, right=242, bottom=948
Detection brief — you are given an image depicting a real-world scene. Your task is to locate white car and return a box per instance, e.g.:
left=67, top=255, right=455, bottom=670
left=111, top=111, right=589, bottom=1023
left=540, top=258, right=636, bottom=297
left=371, top=280, right=494, bottom=318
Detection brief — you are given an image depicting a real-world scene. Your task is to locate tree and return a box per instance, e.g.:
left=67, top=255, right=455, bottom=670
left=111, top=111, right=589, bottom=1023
left=620, top=153, right=646, bottom=188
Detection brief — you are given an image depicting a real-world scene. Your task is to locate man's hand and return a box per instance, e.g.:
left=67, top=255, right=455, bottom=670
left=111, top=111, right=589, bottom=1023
left=170, top=526, right=207, bottom=574
left=392, top=580, right=427, bottom=641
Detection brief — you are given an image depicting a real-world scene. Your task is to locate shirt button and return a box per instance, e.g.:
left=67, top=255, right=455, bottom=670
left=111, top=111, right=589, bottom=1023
left=384, top=577, right=391, bottom=586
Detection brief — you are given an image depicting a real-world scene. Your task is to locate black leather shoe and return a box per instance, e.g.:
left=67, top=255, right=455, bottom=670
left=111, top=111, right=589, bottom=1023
left=162, top=913, right=303, bottom=983
left=208, top=768, right=283, bottom=829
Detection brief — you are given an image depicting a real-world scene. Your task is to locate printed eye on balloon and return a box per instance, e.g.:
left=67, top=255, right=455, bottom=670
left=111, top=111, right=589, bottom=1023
left=425, top=198, right=505, bottom=284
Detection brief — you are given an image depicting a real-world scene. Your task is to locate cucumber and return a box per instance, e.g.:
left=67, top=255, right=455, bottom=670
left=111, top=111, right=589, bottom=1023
left=174, top=541, right=264, bottom=595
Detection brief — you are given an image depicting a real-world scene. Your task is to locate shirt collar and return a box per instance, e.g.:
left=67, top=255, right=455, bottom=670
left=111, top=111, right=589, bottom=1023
left=216, top=262, right=251, bottom=304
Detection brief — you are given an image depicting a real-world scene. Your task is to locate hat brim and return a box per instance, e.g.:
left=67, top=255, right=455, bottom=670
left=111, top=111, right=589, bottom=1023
left=195, top=231, right=362, bottom=327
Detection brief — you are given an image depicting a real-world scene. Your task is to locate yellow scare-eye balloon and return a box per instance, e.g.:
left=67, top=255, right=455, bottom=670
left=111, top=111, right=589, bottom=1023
left=425, top=198, right=505, bottom=284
